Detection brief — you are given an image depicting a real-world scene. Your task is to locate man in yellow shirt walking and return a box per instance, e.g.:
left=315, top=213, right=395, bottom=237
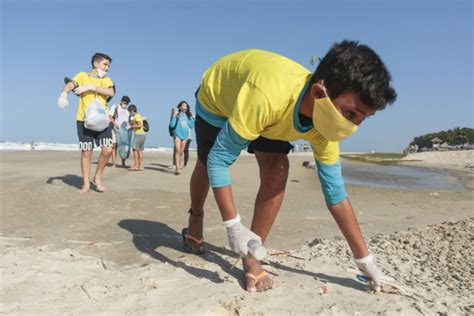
left=57, top=53, right=115, bottom=193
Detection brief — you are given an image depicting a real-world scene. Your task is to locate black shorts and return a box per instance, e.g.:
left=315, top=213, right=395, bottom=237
left=195, top=115, right=293, bottom=165
left=76, top=121, right=113, bottom=151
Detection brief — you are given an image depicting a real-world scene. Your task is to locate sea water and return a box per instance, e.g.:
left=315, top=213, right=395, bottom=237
left=0, top=141, right=177, bottom=152
left=342, top=163, right=466, bottom=191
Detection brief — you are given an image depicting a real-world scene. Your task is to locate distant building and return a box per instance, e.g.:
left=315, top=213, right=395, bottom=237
left=464, top=143, right=474, bottom=150
left=439, top=142, right=456, bottom=151
left=431, top=137, right=442, bottom=149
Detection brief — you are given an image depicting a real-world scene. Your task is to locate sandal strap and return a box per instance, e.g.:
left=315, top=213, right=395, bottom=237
left=245, top=271, right=268, bottom=282
left=188, top=208, right=204, bottom=217
left=185, top=233, right=204, bottom=244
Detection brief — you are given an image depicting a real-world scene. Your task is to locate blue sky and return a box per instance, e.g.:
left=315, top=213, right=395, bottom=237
left=1, top=0, right=472, bottom=152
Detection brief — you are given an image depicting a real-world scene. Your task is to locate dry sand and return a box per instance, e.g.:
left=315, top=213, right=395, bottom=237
left=1, top=150, right=473, bottom=315
left=402, top=150, right=474, bottom=173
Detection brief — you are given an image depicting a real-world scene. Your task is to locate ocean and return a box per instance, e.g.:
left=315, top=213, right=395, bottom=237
left=0, top=141, right=176, bottom=152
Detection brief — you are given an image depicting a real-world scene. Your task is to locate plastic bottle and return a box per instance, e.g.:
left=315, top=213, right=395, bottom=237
left=247, top=240, right=267, bottom=260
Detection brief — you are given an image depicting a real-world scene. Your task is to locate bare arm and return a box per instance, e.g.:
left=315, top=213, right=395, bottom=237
left=327, top=198, right=368, bottom=259
left=62, top=81, right=76, bottom=93
left=96, top=86, right=115, bottom=97
left=213, top=186, right=238, bottom=221
left=131, top=120, right=142, bottom=129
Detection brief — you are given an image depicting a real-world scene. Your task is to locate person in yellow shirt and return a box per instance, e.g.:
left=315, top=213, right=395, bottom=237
left=182, top=41, right=397, bottom=293
left=128, top=104, right=147, bottom=171
left=57, top=53, right=115, bottom=193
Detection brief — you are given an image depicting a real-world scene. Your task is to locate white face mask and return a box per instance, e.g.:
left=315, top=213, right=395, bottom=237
left=96, top=68, right=107, bottom=78
left=120, top=103, right=128, bottom=109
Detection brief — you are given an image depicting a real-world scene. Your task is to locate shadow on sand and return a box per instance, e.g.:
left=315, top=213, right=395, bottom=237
left=143, top=166, right=175, bottom=174
left=46, top=174, right=83, bottom=189
left=119, top=219, right=365, bottom=292
left=119, top=219, right=239, bottom=284
left=262, top=260, right=365, bottom=291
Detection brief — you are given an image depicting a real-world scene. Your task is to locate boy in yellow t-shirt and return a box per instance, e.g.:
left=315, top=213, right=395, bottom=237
left=128, top=104, right=146, bottom=171
left=57, top=52, right=115, bottom=193
left=183, top=41, right=397, bottom=293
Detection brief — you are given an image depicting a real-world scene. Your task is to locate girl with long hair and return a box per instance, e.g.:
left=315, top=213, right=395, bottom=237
left=169, top=101, right=194, bottom=174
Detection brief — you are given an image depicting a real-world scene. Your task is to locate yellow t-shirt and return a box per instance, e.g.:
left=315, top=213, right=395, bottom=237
left=72, top=72, right=114, bottom=121
left=131, top=113, right=145, bottom=135
left=197, top=49, right=339, bottom=164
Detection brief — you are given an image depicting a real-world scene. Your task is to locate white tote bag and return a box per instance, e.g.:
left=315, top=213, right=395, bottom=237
left=84, top=99, right=110, bottom=132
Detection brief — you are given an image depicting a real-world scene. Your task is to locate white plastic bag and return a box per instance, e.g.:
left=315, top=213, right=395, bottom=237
left=84, top=98, right=110, bottom=132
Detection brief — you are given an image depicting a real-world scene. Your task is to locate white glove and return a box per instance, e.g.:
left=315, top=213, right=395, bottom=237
left=355, top=255, right=394, bottom=292
left=57, top=92, right=68, bottom=108
left=73, top=85, right=96, bottom=95
left=224, top=214, right=262, bottom=257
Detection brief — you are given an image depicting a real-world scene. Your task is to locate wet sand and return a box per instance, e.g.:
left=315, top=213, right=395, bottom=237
left=1, top=151, right=473, bottom=315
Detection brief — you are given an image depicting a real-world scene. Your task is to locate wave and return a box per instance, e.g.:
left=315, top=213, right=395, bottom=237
left=0, top=141, right=177, bottom=152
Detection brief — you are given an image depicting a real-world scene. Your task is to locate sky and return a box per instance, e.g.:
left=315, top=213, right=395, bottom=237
left=1, top=0, right=472, bottom=152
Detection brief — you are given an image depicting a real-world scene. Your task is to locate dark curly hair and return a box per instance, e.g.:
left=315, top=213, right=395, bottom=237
left=128, top=104, right=137, bottom=112
left=177, top=100, right=192, bottom=118
left=309, top=40, right=397, bottom=110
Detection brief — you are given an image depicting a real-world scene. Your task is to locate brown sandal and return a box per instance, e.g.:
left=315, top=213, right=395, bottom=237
left=244, top=271, right=271, bottom=292
left=182, top=209, right=205, bottom=254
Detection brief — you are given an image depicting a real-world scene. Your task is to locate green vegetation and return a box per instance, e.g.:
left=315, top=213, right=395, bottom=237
left=341, top=128, right=474, bottom=165
left=340, top=152, right=412, bottom=165
left=411, top=127, right=474, bottom=150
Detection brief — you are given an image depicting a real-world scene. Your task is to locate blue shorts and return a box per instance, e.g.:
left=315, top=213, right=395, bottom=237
left=76, top=121, right=113, bottom=151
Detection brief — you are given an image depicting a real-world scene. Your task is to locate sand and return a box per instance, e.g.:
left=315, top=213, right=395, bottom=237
left=1, top=150, right=473, bottom=315
left=403, top=150, right=474, bottom=171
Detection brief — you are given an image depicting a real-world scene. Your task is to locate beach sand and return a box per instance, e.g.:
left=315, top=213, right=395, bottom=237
left=1, top=151, right=473, bottom=315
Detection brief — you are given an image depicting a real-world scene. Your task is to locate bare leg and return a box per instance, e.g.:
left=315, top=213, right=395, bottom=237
left=172, top=145, right=177, bottom=166
left=243, top=152, right=289, bottom=292
left=179, top=150, right=185, bottom=169
left=174, top=139, right=187, bottom=174
left=130, top=150, right=139, bottom=170
left=93, top=146, right=112, bottom=192
left=173, top=138, right=182, bottom=174
left=186, top=160, right=210, bottom=245
left=111, top=144, right=117, bottom=166
left=138, top=151, right=144, bottom=170
left=80, top=150, right=93, bottom=193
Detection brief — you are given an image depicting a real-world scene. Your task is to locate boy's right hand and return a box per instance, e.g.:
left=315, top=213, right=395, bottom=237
left=57, top=92, right=68, bottom=108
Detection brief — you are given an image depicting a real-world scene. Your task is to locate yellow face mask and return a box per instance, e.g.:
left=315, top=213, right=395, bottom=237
left=312, top=94, right=358, bottom=142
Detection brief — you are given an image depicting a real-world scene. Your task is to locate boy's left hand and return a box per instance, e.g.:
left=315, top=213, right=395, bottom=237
left=74, top=85, right=97, bottom=95
left=355, top=255, right=394, bottom=292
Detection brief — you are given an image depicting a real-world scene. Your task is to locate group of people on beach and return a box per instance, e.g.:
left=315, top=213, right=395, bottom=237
left=108, top=97, right=196, bottom=176
left=109, top=95, right=147, bottom=171
left=57, top=40, right=398, bottom=293
left=57, top=53, right=196, bottom=190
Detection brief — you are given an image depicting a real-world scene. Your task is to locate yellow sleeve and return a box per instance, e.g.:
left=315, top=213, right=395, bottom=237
left=308, top=132, right=340, bottom=164
left=227, top=82, right=272, bottom=141
left=103, top=76, right=114, bottom=88
left=72, top=72, right=88, bottom=86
